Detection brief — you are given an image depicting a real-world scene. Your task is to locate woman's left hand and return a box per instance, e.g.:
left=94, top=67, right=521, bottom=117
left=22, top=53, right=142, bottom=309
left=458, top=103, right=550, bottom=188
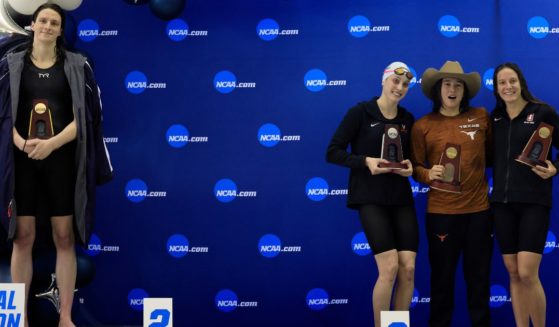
left=26, top=138, right=55, bottom=160
left=532, top=160, right=557, bottom=179
left=393, top=159, right=413, bottom=177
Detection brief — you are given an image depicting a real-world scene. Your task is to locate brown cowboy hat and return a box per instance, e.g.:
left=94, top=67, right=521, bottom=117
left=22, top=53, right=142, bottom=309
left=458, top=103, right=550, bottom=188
left=421, top=61, right=481, bottom=99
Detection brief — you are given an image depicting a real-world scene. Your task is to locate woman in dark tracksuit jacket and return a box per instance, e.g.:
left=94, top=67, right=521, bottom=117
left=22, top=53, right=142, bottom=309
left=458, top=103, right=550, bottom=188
left=491, top=63, right=559, bottom=327
left=327, top=61, right=418, bottom=327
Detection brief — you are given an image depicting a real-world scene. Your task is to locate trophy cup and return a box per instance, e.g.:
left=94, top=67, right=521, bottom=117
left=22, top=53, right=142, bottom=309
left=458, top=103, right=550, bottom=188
left=430, top=143, right=461, bottom=193
left=28, top=99, right=54, bottom=139
left=515, top=122, right=554, bottom=168
left=378, top=124, right=408, bottom=169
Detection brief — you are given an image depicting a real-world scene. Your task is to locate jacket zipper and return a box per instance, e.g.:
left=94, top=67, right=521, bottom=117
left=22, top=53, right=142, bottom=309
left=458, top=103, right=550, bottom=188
left=503, top=119, right=513, bottom=203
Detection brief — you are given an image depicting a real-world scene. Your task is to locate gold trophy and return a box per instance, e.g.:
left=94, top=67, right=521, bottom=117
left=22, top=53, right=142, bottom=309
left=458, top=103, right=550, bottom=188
left=28, top=99, right=54, bottom=139
left=430, top=143, right=461, bottom=193
left=516, top=122, right=554, bottom=168
left=378, top=124, right=407, bottom=169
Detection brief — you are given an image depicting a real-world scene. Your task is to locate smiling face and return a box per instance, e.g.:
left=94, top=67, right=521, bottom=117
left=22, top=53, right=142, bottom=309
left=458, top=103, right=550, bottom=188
left=496, top=67, right=523, bottom=105
left=440, top=77, right=464, bottom=111
left=31, top=8, right=62, bottom=45
left=381, top=74, right=410, bottom=103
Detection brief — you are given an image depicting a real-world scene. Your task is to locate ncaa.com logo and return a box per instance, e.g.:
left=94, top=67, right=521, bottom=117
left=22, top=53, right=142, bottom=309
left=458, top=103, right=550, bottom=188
left=304, top=69, right=347, bottom=92
left=410, top=288, right=430, bottom=308
left=214, top=179, right=257, bottom=203
left=167, top=234, right=209, bottom=258
left=166, top=19, right=208, bottom=42
left=103, top=136, right=119, bottom=144
left=544, top=230, right=559, bottom=254
left=215, top=290, right=258, bottom=313
left=257, top=123, right=301, bottom=147
left=483, top=68, right=495, bottom=91
left=438, top=15, right=480, bottom=38
left=125, top=179, right=167, bottom=203
left=347, top=15, right=390, bottom=38
left=125, top=71, right=167, bottom=95
left=258, top=234, right=302, bottom=258
left=409, top=177, right=429, bottom=197
left=305, top=177, right=347, bottom=201
left=257, top=18, right=299, bottom=41
left=77, top=19, right=118, bottom=42
left=351, top=232, right=371, bottom=256
left=214, top=71, right=256, bottom=94
left=489, top=285, right=511, bottom=308
left=128, top=288, right=149, bottom=311
left=306, top=288, right=348, bottom=310
left=166, top=124, right=209, bottom=148
left=85, top=234, right=119, bottom=257
left=527, top=16, right=559, bottom=39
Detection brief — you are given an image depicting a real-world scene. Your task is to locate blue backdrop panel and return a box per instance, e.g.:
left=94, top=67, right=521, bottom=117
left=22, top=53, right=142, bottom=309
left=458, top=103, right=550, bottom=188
left=7, top=1, right=559, bottom=326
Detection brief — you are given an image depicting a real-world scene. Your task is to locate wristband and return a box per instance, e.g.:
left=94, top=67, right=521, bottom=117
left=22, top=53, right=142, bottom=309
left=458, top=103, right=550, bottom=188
left=22, top=139, right=27, bottom=152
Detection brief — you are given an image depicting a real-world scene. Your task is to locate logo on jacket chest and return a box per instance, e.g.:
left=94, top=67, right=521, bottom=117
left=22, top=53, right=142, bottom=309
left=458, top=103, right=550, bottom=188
left=38, top=73, right=50, bottom=79
left=524, top=113, right=535, bottom=125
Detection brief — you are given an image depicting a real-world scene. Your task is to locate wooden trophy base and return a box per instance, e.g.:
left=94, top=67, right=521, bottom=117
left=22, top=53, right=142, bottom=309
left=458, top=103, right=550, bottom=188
left=378, top=162, right=407, bottom=170
left=430, top=179, right=461, bottom=194
left=515, top=155, right=546, bottom=168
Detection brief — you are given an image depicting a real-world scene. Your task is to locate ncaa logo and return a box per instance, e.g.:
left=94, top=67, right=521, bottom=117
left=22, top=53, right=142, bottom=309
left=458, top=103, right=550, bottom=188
left=125, top=71, right=148, bottom=95
left=304, top=69, right=327, bottom=92
left=167, top=234, right=189, bottom=258
left=257, top=18, right=280, bottom=41
left=527, top=16, right=549, bottom=39
left=544, top=230, right=557, bottom=254
left=166, top=124, right=189, bottom=148
left=410, top=288, right=420, bottom=308
left=128, top=288, right=149, bottom=311
left=483, top=68, right=494, bottom=91
left=258, top=123, right=281, bottom=147
left=214, top=71, right=237, bottom=94
left=77, top=19, right=99, bottom=42
left=306, top=177, right=329, bottom=201
left=306, top=288, right=329, bottom=311
left=407, top=66, right=419, bottom=89
left=167, top=19, right=189, bottom=42
left=438, top=15, right=461, bottom=38
left=347, top=15, right=371, bottom=38
left=126, top=179, right=148, bottom=203
left=215, top=289, right=238, bottom=313
left=214, top=179, right=238, bottom=203
left=85, top=234, right=102, bottom=256
left=489, top=284, right=509, bottom=308
left=258, top=234, right=281, bottom=258
left=351, top=232, right=371, bottom=256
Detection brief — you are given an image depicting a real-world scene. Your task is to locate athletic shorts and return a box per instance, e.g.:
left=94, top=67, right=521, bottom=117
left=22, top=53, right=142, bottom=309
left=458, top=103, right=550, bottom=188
left=14, top=142, right=76, bottom=217
left=358, top=204, right=419, bottom=254
left=493, top=202, right=550, bottom=254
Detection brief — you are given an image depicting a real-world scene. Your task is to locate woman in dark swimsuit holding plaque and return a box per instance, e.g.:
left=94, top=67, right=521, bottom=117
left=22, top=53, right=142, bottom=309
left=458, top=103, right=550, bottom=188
left=327, top=61, right=418, bottom=327
left=491, top=63, right=559, bottom=327
left=410, top=61, right=493, bottom=327
left=4, top=4, right=113, bottom=326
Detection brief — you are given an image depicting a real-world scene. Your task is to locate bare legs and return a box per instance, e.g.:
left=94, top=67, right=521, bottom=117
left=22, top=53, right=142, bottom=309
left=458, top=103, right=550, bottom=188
left=503, top=252, right=545, bottom=327
left=10, top=216, right=76, bottom=327
left=372, top=250, right=416, bottom=327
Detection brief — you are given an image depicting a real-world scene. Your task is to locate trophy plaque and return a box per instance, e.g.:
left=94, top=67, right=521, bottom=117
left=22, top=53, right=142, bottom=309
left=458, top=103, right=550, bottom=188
left=515, top=122, right=554, bottom=168
left=28, top=99, right=54, bottom=139
left=430, top=143, right=461, bottom=193
left=378, top=124, right=407, bottom=169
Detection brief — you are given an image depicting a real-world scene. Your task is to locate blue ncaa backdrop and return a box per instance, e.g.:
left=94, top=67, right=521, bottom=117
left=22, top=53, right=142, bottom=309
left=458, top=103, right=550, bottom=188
left=0, top=0, right=558, bottom=326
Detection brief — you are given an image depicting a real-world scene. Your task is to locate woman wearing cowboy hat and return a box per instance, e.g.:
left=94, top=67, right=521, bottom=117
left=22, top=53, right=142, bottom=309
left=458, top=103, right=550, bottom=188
left=327, top=61, right=418, bottom=327
left=491, top=63, right=559, bottom=327
left=410, top=61, right=492, bottom=327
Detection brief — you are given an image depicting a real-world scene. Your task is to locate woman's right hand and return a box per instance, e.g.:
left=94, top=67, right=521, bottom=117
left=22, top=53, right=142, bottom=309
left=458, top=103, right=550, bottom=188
left=365, top=157, right=392, bottom=175
left=428, top=165, right=445, bottom=181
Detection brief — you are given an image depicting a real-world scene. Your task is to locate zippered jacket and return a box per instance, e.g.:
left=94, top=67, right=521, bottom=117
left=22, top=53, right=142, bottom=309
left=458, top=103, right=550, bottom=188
left=491, top=102, right=559, bottom=207
left=0, top=50, right=113, bottom=245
